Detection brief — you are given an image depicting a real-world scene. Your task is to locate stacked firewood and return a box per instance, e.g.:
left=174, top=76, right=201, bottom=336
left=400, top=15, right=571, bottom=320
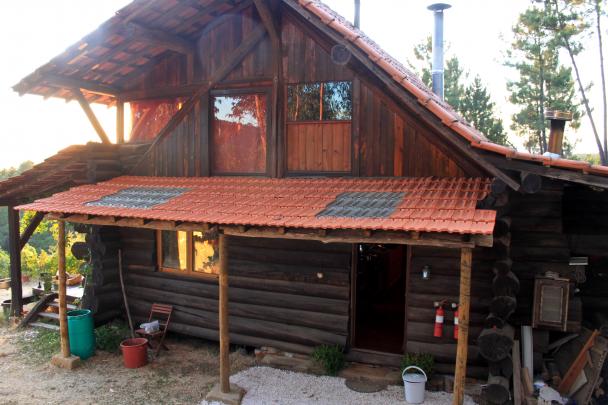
left=478, top=180, right=520, bottom=404
left=81, top=226, right=123, bottom=326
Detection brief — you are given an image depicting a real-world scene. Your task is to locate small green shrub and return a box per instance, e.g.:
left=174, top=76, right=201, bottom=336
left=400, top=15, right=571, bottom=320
left=311, top=344, right=345, bottom=376
left=95, top=321, right=131, bottom=353
left=400, top=352, right=434, bottom=378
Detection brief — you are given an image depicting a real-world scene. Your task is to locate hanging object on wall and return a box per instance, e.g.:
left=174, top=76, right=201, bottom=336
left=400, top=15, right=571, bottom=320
left=434, top=301, right=445, bottom=338
left=532, top=276, right=570, bottom=331
left=331, top=44, right=352, bottom=66
left=452, top=303, right=459, bottom=340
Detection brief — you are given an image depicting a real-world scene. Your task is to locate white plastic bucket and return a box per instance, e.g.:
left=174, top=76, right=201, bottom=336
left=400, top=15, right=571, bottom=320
left=402, top=366, right=427, bottom=404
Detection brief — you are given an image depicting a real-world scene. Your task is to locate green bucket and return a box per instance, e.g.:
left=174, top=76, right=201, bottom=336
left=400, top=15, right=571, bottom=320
left=67, top=309, right=96, bottom=360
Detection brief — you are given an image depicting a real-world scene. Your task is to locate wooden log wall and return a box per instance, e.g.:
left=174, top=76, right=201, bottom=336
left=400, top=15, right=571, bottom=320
left=408, top=246, right=493, bottom=378
left=82, top=226, right=123, bottom=326
left=117, top=233, right=351, bottom=353
left=564, top=185, right=608, bottom=333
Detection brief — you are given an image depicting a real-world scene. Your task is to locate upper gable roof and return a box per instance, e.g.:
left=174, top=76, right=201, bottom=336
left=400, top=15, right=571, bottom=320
left=11, top=0, right=608, bottom=184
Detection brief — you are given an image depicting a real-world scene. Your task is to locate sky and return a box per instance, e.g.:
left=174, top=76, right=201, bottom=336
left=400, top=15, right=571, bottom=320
left=0, top=0, right=605, bottom=168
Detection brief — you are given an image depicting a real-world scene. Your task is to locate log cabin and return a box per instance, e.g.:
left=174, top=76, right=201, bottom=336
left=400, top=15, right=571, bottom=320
left=3, top=0, right=608, bottom=403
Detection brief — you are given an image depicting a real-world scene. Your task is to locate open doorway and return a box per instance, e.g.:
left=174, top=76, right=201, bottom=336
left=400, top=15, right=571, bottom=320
left=353, top=244, right=407, bottom=354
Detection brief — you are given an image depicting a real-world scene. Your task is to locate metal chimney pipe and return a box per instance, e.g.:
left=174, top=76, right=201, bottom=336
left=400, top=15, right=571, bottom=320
left=545, top=109, right=573, bottom=156
left=427, top=3, right=451, bottom=99
left=354, top=0, right=361, bottom=28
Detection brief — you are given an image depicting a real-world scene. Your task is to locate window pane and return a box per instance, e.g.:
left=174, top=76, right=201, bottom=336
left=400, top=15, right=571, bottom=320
left=322, top=81, right=352, bottom=120
left=287, top=83, right=321, bottom=121
left=193, top=232, right=219, bottom=275
left=161, top=231, right=188, bottom=270
left=211, top=94, right=267, bottom=174
left=287, top=82, right=352, bottom=121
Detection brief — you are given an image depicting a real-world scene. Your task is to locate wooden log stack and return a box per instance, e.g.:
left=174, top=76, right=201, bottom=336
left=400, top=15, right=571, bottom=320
left=81, top=226, right=123, bottom=326
left=478, top=180, right=519, bottom=404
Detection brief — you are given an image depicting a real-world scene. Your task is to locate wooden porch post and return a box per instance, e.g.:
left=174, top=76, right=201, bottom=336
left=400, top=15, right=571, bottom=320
left=57, top=221, right=70, bottom=358
left=116, top=99, right=125, bottom=144
left=219, top=233, right=230, bottom=393
left=7, top=206, right=22, bottom=318
left=453, top=247, right=472, bottom=405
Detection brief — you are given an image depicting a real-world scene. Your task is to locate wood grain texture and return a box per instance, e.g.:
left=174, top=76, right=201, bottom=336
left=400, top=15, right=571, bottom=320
left=453, top=247, right=472, bottom=405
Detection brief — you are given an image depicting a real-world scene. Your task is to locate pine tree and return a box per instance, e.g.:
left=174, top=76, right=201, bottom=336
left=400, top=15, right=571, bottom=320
left=461, top=76, right=510, bottom=146
left=506, top=5, right=581, bottom=155
left=410, top=37, right=509, bottom=145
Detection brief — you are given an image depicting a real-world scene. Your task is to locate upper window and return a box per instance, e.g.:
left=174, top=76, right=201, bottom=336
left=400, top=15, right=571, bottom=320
left=287, top=81, right=352, bottom=122
left=158, top=230, right=219, bottom=277
left=211, top=93, right=268, bottom=174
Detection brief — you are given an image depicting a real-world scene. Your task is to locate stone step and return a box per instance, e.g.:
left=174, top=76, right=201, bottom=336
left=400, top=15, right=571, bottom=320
left=30, top=322, right=60, bottom=331
left=38, top=312, right=60, bottom=321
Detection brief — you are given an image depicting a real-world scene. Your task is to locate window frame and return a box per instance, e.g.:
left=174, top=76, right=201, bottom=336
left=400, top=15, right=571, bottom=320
left=209, top=87, right=272, bottom=176
left=286, top=80, right=353, bottom=123
left=156, top=230, right=219, bottom=280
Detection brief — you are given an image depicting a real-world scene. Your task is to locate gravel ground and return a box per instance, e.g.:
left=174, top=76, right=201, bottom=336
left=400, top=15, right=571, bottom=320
left=200, top=366, right=477, bottom=405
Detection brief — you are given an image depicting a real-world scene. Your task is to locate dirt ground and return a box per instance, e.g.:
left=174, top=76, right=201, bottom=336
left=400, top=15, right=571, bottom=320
left=0, top=325, right=254, bottom=405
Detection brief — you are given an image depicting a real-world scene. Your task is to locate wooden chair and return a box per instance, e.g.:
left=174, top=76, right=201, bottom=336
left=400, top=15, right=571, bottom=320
left=135, top=303, right=173, bottom=357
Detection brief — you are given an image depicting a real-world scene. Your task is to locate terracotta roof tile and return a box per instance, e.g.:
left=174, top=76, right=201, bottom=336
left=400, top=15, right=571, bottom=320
left=18, top=176, right=495, bottom=235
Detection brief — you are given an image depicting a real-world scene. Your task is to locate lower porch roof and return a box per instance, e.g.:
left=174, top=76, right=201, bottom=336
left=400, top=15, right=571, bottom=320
left=17, top=176, right=496, bottom=245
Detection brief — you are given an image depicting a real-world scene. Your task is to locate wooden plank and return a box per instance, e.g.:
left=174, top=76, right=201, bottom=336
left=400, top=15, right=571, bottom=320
left=253, top=0, right=280, bottom=45
left=73, top=88, right=111, bottom=144
left=43, top=74, right=119, bottom=97
left=558, top=329, right=600, bottom=394
left=453, top=247, right=472, bottom=405
left=58, top=221, right=70, bottom=357
left=19, top=211, right=45, bottom=250
left=130, top=25, right=267, bottom=173
left=116, top=99, right=125, bottom=144
left=218, top=234, right=230, bottom=393
left=8, top=207, right=22, bottom=317
left=513, top=340, right=523, bottom=405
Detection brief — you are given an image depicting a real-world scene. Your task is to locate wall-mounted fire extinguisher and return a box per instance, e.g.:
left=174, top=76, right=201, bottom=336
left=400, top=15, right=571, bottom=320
left=433, top=301, right=445, bottom=338
left=452, top=303, right=459, bottom=340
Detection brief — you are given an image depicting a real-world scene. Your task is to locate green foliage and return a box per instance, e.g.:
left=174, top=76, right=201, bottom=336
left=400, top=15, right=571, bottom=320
left=0, top=248, right=9, bottom=279
left=95, top=321, right=131, bottom=353
left=17, top=329, right=61, bottom=363
left=410, top=36, right=510, bottom=146
left=400, top=352, right=435, bottom=378
left=505, top=4, right=582, bottom=154
left=311, top=344, right=345, bottom=376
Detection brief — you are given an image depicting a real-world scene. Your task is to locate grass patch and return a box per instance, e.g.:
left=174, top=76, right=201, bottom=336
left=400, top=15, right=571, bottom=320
left=311, top=344, right=345, bottom=376
left=95, top=320, right=131, bottom=353
left=17, top=329, right=61, bottom=363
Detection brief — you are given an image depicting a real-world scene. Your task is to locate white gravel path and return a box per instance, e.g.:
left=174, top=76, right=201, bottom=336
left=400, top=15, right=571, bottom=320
left=200, top=366, right=477, bottom=405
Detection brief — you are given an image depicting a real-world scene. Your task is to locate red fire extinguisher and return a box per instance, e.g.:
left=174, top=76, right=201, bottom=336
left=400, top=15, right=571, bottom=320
left=434, top=301, right=445, bottom=338
left=452, top=303, right=459, bottom=340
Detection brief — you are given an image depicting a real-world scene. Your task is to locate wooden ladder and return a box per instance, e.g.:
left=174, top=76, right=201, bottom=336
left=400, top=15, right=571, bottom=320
left=18, top=293, right=77, bottom=331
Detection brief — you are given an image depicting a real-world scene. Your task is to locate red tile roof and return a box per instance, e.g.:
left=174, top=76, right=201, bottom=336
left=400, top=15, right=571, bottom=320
left=298, top=0, right=608, bottom=178
left=17, top=176, right=496, bottom=235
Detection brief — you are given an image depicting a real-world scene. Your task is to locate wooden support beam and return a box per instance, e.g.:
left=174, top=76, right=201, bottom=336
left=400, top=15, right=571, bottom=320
left=254, top=0, right=282, bottom=177
left=283, top=0, right=520, bottom=191
left=116, top=99, right=125, bottom=144
left=484, top=153, right=608, bottom=189
left=43, top=74, right=119, bottom=97
left=126, top=22, right=197, bottom=56
left=19, top=211, right=45, bottom=250
left=57, top=221, right=70, bottom=358
left=8, top=207, right=22, bottom=318
left=453, top=247, right=472, bottom=405
left=72, top=88, right=111, bottom=144
left=130, top=25, right=267, bottom=173
left=218, top=233, right=230, bottom=393
left=253, top=0, right=280, bottom=44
